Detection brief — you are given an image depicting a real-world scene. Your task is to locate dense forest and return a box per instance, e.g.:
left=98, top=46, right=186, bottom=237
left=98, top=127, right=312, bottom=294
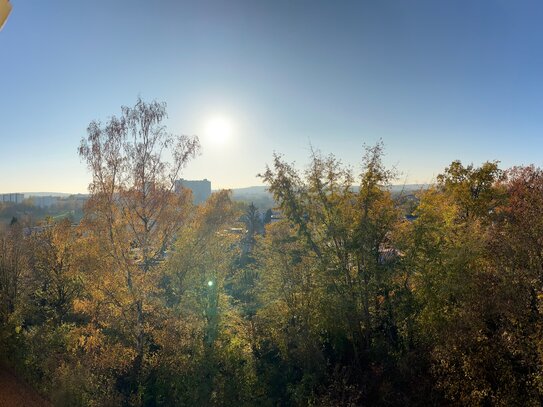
left=1, top=100, right=543, bottom=406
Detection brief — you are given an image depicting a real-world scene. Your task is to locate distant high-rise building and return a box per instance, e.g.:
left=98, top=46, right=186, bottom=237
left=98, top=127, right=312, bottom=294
left=175, top=179, right=211, bottom=204
left=32, top=195, right=60, bottom=208
left=0, top=193, right=24, bottom=204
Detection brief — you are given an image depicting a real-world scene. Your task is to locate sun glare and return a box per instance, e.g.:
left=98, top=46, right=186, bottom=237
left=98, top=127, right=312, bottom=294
left=204, top=116, right=233, bottom=145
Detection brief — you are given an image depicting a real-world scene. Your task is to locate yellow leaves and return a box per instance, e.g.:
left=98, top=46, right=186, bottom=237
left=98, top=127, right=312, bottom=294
left=77, top=334, right=86, bottom=348
left=78, top=332, right=101, bottom=353
left=416, top=187, right=459, bottom=228
left=71, top=326, right=137, bottom=372
left=73, top=298, right=91, bottom=314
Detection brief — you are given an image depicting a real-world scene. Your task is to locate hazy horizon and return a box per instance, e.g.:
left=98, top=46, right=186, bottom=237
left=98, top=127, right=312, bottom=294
left=0, top=182, right=432, bottom=197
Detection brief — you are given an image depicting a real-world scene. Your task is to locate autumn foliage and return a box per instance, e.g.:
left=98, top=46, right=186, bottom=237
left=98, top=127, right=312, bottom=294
left=1, top=100, right=543, bottom=406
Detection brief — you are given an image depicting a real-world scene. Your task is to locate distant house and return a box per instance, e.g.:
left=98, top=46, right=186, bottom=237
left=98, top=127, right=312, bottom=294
left=0, top=193, right=24, bottom=204
left=175, top=179, right=211, bottom=204
left=23, top=224, right=53, bottom=237
left=270, top=210, right=284, bottom=223
left=227, top=227, right=244, bottom=235
left=378, top=246, right=403, bottom=265
left=32, top=195, right=60, bottom=208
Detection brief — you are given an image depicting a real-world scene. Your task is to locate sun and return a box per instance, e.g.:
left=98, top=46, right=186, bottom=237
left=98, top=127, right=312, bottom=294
left=204, top=116, right=233, bottom=145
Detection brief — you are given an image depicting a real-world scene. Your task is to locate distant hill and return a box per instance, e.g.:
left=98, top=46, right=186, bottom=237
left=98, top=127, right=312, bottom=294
left=227, top=184, right=430, bottom=195
left=12, top=184, right=428, bottom=211
left=228, top=186, right=274, bottom=210
left=388, top=184, right=431, bottom=193
left=23, top=192, right=73, bottom=197
left=224, top=184, right=430, bottom=211
left=228, top=186, right=268, bottom=195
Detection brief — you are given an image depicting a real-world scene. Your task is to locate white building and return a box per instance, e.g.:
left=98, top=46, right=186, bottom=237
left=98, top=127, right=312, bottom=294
left=32, top=195, right=60, bottom=208
left=175, top=179, right=211, bottom=204
left=0, top=193, right=24, bottom=203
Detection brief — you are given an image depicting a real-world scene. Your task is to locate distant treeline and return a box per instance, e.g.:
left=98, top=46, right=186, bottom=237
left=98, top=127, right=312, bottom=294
left=229, top=184, right=424, bottom=213
left=0, top=198, right=85, bottom=227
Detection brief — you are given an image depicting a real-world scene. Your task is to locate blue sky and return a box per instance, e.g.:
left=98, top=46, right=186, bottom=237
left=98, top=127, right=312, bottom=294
left=1, top=0, right=543, bottom=193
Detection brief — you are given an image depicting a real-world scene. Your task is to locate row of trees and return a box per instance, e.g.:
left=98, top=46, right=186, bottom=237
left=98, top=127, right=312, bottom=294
left=0, top=198, right=85, bottom=225
left=1, top=99, right=543, bottom=406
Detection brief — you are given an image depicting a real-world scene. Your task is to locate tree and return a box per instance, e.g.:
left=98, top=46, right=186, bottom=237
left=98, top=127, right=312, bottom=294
left=27, top=218, right=82, bottom=326
left=157, top=191, right=257, bottom=406
left=254, top=220, right=325, bottom=405
left=259, top=143, right=407, bottom=404
left=401, top=162, right=543, bottom=405
left=78, top=97, right=200, bottom=404
left=263, top=208, right=273, bottom=225
left=436, top=160, right=504, bottom=220
left=240, top=202, right=262, bottom=259
left=0, top=219, right=26, bottom=325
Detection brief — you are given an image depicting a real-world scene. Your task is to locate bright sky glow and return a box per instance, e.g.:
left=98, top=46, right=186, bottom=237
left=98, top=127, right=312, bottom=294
left=204, top=116, right=233, bottom=146
left=2, top=1, right=543, bottom=193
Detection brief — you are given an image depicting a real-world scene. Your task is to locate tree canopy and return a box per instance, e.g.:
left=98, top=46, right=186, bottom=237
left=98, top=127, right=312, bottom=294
left=1, top=103, right=543, bottom=405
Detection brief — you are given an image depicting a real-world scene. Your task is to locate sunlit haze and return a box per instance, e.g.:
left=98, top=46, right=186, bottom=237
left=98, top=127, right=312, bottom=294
left=2, top=1, right=543, bottom=193
left=204, top=116, right=234, bottom=146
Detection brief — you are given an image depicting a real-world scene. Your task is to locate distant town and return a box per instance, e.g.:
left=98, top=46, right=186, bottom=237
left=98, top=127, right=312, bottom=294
left=0, top=179, right=426, bottom=230
left=0, top=180, right=424, bottom=229
left=0, top=179, right=275, bottom=226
